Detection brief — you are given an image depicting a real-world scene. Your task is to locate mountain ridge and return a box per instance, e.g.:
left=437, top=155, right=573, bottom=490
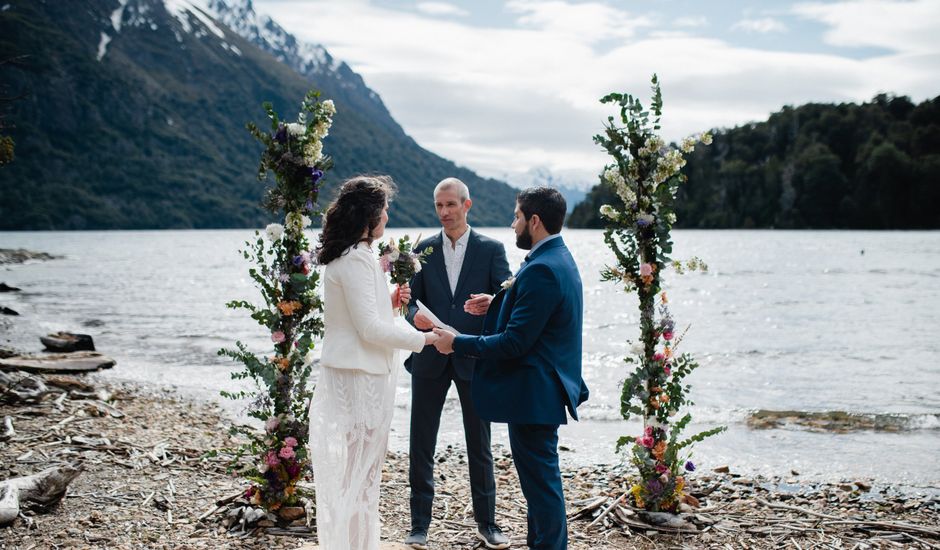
left=0, top=0, right=518, bottom=229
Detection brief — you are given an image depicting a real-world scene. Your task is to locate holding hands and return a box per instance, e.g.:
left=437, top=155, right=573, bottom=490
left=431, top=328, right=455, bottom=354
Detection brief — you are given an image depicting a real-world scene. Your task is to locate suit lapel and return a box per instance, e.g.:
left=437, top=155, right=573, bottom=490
left=429, top=233, right=452, bottom=300
left=452, top=229, right=479, bottom=302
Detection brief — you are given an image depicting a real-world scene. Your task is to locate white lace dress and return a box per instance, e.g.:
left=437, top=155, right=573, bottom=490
left=309, top=244, right=425, bottom=550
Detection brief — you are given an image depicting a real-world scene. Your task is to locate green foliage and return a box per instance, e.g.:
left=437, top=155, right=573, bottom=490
left=0, top=135, right=12, bottom=165
left=570, top=93, right=940, bottom=229
left=596, top=76, right=724, bottom=513
left=0, top=1, right=517, bottom=229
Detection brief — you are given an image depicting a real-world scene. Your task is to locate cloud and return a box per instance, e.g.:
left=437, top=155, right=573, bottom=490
left=253, top=0, right=939, bottom=183
left=794, top=0, right=940, bottom=53
left=731, top=17, right=788, bottom=34
left=415, top=2, right=469, bottom=18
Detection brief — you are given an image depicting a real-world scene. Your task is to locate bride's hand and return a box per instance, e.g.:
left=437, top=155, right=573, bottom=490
left=392, top=283, right=411, bottom=309
left=423, top=331, right=440, bottom=346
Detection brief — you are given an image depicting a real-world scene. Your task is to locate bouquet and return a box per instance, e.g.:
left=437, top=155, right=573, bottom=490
left=378, top=235, right=432, bottom=315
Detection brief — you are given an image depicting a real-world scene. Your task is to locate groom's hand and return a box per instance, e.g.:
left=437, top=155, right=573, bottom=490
left=464, top=293, right=493, bottom=316
left=432, top=328, right=455, bottom=354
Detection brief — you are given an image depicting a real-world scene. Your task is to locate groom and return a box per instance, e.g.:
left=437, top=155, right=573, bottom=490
left=433, top=186, right=589, bottom=550
left=404, top=178, right=512, bottom=550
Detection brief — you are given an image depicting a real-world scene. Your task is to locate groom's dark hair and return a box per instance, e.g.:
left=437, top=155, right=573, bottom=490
left=517, top=186, right=566, bottom=234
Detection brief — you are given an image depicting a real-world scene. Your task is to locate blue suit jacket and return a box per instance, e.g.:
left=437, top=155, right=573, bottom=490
left=454, top=236, right=589, bottom=425
left=405, top=229, right=511, bottom=380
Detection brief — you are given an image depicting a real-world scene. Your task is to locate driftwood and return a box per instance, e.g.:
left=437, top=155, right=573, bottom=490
left=40, top=332, right=95, bottom=353
left=0, top=464, right=83, bottom=525
left=0, top=351, right=115, bottom=374
left=0, top=416, right=12, bottom=441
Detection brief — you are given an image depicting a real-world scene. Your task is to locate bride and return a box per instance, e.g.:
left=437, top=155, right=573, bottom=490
left=309, top=175, right=439, bottom=550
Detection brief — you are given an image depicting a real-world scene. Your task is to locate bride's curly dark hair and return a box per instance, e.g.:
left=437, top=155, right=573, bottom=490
left=316, top=175, right=396, bottom=265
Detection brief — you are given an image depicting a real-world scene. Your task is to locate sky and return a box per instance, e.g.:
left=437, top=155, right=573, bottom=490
left=251, top=0, right=940, bottom=188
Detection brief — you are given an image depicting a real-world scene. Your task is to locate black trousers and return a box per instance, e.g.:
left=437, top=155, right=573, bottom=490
left=409, top=360, right=496, bottom=530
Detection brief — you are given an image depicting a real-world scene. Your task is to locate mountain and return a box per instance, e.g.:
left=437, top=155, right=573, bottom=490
left=502, top=166, right=589, bottom=213
left=0, top=0, right=518, bottom=229
left=567, top=94, right=940, bottom=229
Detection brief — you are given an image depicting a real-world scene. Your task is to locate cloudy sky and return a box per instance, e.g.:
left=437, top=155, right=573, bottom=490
left=252, top=0, right=940, bottom=187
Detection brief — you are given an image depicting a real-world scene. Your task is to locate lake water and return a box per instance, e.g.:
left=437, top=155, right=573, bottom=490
left=1, top=229, right=938, bottom=490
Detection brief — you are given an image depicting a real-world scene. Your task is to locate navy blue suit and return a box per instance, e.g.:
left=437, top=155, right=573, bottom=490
left=405, top=229, right=510, bottom=531
left=453, top=235, right=588, bottom=550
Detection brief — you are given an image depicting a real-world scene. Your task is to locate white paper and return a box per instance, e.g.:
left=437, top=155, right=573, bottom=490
left=415, top=299, right=461, bottom=334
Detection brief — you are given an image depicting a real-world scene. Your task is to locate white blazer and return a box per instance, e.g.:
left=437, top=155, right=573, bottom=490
left=320, top=243, right=425, bottom=375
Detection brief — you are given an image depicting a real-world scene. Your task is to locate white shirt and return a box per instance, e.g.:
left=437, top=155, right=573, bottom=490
left=441, top=226, right=471, bottom=295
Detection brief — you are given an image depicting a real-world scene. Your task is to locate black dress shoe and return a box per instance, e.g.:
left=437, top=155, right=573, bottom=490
left=477, top=523, right=510, bottom=549
left=404, top=528, right=428, bottom=550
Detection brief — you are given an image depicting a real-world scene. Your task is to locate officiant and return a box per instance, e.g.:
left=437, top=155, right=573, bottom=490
left=403, top=178, right=512, bottom=550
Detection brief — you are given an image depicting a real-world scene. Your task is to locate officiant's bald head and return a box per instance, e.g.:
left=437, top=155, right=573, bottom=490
left=434, top=177, right=470, bottom=202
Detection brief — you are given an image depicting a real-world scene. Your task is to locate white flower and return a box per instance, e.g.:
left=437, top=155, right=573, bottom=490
left=312, top=121, right=329, bottom=139
left=599, top=204, right=619, bottom=220
left=701, top=132, right=713, bottom=145
left=412, top=256, right=422, bottom=273
left=304, top=141, right=323, bottom=166
left=259, top=462, right=269, bottom=474
left=680, top=136, right=696, bottom=154
left=322, top=99, right=336, bottom=116
left=500, top=276, right=516, bottom=290
left=285, top=212, right=308, bottom=232
left=303, top=349, right=316, bottom=366
left=630, top=342, right=645, bottom=355
left=637, top=213, right=655, bottom=226
left=265, top=223, right=284, bottom=241
left=388, top=249, right=400, bottom=262
left=603, top=166, right=625, bottom=187
left=666, top=212, right=677, bottom=224
left=286, top=122, right=306, bottom=136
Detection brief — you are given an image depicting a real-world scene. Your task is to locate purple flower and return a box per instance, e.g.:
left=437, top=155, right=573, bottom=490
left=274, top=124, right=288, bottom=144
left=646, top=478, right=663, bottom=495
left=292, top=255, right=305, bottom=266
left=309, top=168, right=323, bottom=184
left=305, top=199, right=315, bottom=212
left=685, top=460, right=696, bottom=472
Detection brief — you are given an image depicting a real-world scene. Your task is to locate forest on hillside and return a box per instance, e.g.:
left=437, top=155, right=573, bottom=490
left=568, top=94, right=940, bottom=229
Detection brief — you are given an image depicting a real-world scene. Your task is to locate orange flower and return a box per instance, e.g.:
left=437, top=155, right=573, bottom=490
left=277, top=301, right=302, bottom=316
left=652, top=441, right=667, bottom=461
left=661, top=292, right=669, bottom=303
left=660, top=394, right=670, bottom=404
left=663, top=347, right=673, bottom=360
left=649, top=397, right=661, bottom=409
left=271, top=355, right=290, bottom=371
left=285, top=485, right=295, bottom=496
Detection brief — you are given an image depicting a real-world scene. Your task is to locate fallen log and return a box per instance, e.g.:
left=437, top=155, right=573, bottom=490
left=0, top=464, right=83, bottom=525
left=0, top=351, right=115, bottom=374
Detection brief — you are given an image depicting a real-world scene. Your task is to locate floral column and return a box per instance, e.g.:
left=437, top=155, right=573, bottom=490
left=595, top=75, right=724, bottom=513
left=219, top=91, right=335, bottom=513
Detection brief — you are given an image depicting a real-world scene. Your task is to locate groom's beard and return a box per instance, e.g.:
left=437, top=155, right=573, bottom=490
left=516, top=224, right=533, bottom=250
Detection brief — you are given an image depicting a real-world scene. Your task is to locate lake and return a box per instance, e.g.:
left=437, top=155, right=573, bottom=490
left=1, top=229, right=938, bottom=489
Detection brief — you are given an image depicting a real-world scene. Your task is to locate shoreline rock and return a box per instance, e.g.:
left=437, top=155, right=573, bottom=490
left=0, top=248, right=61, bottom=265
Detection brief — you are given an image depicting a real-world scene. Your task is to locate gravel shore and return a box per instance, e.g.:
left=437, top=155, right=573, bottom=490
left=1, top=376, right=938, bottom=549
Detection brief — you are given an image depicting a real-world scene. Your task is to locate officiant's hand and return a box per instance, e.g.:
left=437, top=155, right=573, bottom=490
left=414, top=311, right=434, bottom=330
left=464, top=293, right=493, bottom=316
left=432, top=328, right=455, bottom=354
left=392, top=283, right=411, bottom=309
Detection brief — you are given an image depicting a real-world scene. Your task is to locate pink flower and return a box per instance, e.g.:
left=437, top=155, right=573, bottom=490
left=265, top=416, right=279, bottom=433
left=644, top=425, right=654, bottom=437
left=636, top=435, right=655, bottom=448
left=639, top=263, right=653, bottom=277
left=653, top=352, right=665, bottom=362
left=271, top=331, right=286, bottom=343
left=655, top=463, right=668, bottom=474
left=265, top=451, right=280, bottom=467
left=279, top=445, right=296, bottom=460
left=379, top=256, right=391, bottom=273
left=663, top=331, right=674, bottom=341
left=664, top=366, right=671, bottom=376
left=284, top=437, right=298, bottom=448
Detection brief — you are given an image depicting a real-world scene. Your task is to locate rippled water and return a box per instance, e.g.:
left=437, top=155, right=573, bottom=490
left=1, top=229, right=938, bottom=487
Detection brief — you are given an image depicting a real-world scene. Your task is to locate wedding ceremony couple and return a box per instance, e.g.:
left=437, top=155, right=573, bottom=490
left=308, top=175, right=589, bottom=550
